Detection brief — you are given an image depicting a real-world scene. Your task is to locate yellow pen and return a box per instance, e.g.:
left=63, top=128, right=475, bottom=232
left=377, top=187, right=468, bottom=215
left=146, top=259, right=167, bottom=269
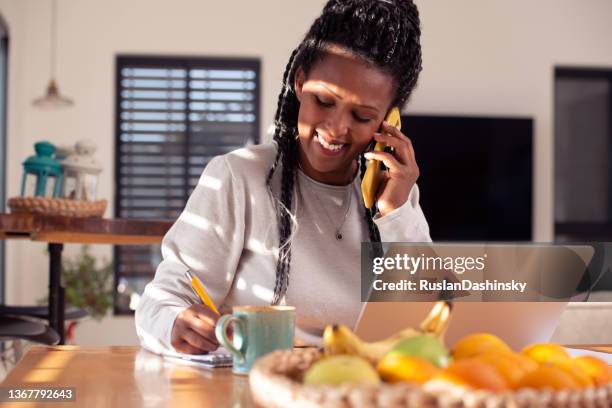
left=185, top=270, right=220, bottom=315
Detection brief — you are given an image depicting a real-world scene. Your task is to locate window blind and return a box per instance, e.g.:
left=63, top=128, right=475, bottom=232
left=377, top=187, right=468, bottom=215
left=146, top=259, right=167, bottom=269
left=114, top=56, right=260, bottom=314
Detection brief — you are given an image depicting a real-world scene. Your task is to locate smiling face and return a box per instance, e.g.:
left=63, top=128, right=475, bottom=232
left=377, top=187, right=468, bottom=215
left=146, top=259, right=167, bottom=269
left=294, top=48, right=395, bottom=185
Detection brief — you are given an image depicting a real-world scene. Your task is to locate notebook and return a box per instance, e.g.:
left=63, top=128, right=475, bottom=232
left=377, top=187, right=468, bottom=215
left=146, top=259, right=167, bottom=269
left=143, top=344, right=233, bottom=368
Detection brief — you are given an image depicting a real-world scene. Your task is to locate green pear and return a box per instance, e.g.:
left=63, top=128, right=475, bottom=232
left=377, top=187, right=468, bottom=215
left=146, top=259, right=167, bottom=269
left=387, top=335, right=450, bottom=367
left=303, top=355, right=380, bottom=386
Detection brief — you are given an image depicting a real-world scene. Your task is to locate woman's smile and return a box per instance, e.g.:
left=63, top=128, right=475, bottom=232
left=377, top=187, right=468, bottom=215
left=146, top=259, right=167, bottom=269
left=314, top=131, right=347, bottom=155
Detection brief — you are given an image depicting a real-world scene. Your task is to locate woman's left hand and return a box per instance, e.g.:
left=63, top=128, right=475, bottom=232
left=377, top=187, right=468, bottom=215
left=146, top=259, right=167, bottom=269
left=364, top=121, right=419, bottom=217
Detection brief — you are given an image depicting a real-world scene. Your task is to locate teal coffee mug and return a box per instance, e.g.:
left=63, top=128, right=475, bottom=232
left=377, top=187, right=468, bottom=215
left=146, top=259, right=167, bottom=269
left=215, top=305, right=295, bottom=375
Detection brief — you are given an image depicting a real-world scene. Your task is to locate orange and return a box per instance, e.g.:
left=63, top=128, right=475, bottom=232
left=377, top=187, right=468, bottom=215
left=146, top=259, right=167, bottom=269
left=574, top=356, right=612, bottom=386
left=510, top=352, right=539, bottom=374
left=475, top=352, right=536, bottom=389
left=377, top=354, right=439, bottom=384
left=521, top=343, right=570, bottom=365
left=452, top=333, right=512, bottom=360
left=429, top=359, right=509, bottom=392
left=549, top=360, right=593, bottom=387
left=516, top=365, right=581, bottom=390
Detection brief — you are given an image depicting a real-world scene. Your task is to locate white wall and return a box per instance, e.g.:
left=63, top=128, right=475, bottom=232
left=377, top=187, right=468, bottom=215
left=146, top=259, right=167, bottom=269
left=415, top=0, right=612, bottom=242
left=0, top=0, right=610, bottom=345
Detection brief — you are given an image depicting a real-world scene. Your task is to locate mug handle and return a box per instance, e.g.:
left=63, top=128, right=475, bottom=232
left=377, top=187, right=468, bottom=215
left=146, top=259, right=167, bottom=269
left=215, top=315, right=246, bottom=364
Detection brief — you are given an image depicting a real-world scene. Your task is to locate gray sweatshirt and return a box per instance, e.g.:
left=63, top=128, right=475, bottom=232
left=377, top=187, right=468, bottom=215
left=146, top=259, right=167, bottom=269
left=135, top=143, right=431, bottom=351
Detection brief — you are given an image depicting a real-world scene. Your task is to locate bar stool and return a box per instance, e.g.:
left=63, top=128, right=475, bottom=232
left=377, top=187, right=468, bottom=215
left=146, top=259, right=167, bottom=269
left=0, top=305, right=88, bottom=321
left=0, top=315, right=60, bottom=344
left=0, top=305, right=87, bottom=373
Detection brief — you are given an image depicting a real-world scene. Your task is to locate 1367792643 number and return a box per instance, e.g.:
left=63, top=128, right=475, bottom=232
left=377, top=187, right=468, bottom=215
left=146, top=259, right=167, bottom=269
left=0, top=387, right=76, bottom=402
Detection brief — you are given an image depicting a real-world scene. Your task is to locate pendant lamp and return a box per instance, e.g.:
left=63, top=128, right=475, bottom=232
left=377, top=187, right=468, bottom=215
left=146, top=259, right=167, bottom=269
left=32, top=0, right=73, bottom=108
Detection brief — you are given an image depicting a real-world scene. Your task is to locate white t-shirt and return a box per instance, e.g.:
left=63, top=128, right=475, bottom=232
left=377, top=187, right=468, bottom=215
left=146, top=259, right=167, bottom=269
left=135, top=143, right=431, bottom=352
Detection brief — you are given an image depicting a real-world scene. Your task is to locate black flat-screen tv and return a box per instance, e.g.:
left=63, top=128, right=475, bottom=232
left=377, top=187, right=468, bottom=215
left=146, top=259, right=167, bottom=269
left=402, top=114, right=533, bottom=241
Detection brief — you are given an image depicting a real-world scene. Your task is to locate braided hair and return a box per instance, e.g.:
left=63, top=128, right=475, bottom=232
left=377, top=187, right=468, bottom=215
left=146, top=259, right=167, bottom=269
left=266, top=0, right=423, bottom=304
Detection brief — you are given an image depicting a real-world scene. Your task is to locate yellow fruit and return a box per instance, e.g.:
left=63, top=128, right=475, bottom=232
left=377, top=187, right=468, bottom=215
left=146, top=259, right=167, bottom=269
left=510, top=352, right=539, bottom=373
left=521, top=343, right=570, bottom=365
left=377, top=354, right=439, bottom=384
left=303, top=355, right=380, bottom=386
left=323, top=301, right=452, bottom=365
left=428, top=359, right=509, bottom=392
left=549, top=360, right=593, bottom=387
left=516, top=365, right=581, bottom=390
left=419, top=300, right=452, bottom=336
left=574, top=356, right=612, bottom=386
left=452, top=333, right=512, bottom=360
left=475, top=352, right=535, bottom=389
left=323, top=324, right=420, bottom=365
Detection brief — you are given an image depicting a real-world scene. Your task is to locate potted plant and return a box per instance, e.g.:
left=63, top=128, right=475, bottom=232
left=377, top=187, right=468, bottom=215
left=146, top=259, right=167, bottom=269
left=40, top=245, right=113, bottom=342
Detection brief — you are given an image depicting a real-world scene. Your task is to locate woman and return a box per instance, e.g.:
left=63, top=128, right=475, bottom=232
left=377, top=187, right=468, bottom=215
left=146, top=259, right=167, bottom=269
left=135, top=0, right=431, bottom=354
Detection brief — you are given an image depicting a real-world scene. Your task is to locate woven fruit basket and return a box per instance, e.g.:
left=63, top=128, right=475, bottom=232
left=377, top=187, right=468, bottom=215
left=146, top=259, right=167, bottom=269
left=249, top=348, right=612, bottom=408
left=8, top=197, right=107, bottom=218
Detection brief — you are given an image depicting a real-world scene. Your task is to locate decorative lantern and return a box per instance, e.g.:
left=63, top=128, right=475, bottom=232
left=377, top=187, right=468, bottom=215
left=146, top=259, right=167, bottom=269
left=55, top=145, right=75, bottom=161
left=61, top=140, right=102, bottom=201
left=20, top=141, right=63, bottom=197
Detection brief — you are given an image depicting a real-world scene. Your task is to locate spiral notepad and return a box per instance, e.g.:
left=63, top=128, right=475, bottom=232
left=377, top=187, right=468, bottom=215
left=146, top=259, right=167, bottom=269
left=144, top=345, right=233, bottom=368
left=164, top=349, right=233, bottom=368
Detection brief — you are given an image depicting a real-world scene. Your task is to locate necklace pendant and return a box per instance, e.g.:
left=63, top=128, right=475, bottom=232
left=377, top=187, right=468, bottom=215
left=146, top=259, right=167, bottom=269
left=336, top=232, right=342, bottom=240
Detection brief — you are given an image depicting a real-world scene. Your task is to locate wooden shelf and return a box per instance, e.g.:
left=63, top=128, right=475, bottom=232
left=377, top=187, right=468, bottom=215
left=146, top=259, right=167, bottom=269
left=0, top=213, right=173, bottom=245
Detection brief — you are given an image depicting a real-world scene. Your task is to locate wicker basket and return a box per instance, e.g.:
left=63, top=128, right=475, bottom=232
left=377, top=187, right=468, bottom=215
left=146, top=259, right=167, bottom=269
left=249, top=348, right=612, bottom=408
left=8, top=197, right=107, bottom=218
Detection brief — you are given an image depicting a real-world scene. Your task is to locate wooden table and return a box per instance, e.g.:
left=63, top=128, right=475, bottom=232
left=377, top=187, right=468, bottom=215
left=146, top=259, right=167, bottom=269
left=0, top=214, right=173, bottom=344
left=0, top=346, right=255, bottom=408
left=1, top=345, right=611, bottom=408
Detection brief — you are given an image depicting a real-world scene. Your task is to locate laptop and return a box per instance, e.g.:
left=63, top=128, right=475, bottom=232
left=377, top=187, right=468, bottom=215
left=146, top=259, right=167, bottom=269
left=354, top=244, right=595, bottom=350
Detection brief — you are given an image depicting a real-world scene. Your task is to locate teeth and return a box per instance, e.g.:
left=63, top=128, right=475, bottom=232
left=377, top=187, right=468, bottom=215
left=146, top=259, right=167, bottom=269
left=316, top=133, right=344, bottom=151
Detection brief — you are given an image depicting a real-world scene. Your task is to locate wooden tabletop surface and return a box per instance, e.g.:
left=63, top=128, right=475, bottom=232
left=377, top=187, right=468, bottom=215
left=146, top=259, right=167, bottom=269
left=1, top=346, right=255, bottom=408
left=2, top=345, right=612, bottom=408
left=0, top=214, right=173, bottom=244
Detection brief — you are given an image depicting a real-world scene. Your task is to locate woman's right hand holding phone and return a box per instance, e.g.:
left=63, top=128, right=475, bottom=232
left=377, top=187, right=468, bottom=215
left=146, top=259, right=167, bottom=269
left=171, top=304, right=220, bottom=354
left=364, top=120, right=420, bottom=217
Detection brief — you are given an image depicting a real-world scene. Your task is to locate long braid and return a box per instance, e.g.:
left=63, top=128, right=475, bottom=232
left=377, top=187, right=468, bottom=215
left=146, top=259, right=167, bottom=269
left=276, top=137, right=298, bottom=299
left=268, top=47, right=301, bottom=305
left=267, top=0, right=422, bottom=303
left=266, top=46, right=301, bottom=187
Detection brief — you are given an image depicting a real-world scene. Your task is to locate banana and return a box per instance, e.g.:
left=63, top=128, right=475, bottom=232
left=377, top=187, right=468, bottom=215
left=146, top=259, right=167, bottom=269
left=361, top=107, right=402, bottom=209
left=323, top=301, right=452, bottom=365
left=419, top=300, right=453, bottom=338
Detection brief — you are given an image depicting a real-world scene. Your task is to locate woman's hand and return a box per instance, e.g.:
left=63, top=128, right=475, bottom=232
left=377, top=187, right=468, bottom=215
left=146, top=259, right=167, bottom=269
left=171, top=304, right=220, bottom=354
left=364, top=121, right=419, bottom=217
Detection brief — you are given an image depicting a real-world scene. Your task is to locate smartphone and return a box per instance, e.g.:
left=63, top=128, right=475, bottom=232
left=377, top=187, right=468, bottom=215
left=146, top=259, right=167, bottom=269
left=360, top=107, right=402, bottom=209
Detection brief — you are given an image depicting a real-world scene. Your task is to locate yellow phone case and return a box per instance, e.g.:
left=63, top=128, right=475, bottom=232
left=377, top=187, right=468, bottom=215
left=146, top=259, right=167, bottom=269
left=361, top=107, right=402, bottom=209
